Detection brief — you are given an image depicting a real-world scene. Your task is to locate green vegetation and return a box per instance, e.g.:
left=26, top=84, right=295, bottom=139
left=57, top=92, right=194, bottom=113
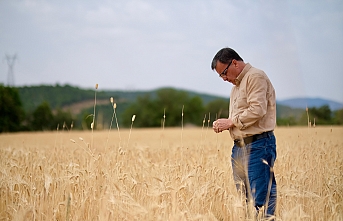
left=79, top=102, right=130, bottom=130
left=0, top=85, right=25, bottom=132
left=121, top=88, right=205, bottom=127
left=334, top=109, right=343, bottom=125
left=18, top=84, right=112, bottom=112
left=0, top=84, right=341, bottom=132
left=204, top=99, right=230, bottom=119
left=298, top=105, right=341, bottom=126
left=30, top=101, right=54, bottom=131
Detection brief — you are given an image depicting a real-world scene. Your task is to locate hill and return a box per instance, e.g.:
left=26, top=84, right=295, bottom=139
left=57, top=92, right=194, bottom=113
left=16, top=84, right=324, bottom=121
left=278, top=97, right=343, bottom=111
left=18, top=84, right=111, bottom=112
left=17, top=85, right=228, bottom=114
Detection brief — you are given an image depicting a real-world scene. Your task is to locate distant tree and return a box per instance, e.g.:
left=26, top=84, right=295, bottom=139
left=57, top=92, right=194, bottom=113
left=122, top=95, right=160, bottom=127
left=299, top=105, right=333, bottom=125
left=53, top=108, right=75, bottom=130
left=310, top=105, right=333, bottom=125
left=122, top=88, right=205, bottom=127
left=186, top=96, right=206, bottom=126
left=204, top=99, right=230, bottom=120
left=277, top=116, right=298, bottom=126
left=0, top=85, right=25, bottom=132
left=31, top=101, right=54, bottom=131
left=333, top=109, right=343, bottom=125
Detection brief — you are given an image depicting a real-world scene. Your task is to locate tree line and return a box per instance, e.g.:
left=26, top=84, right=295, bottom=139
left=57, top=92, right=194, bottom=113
left=0, top=85, right=74, bottom=132
left=1, top=85, right=342, bottom=132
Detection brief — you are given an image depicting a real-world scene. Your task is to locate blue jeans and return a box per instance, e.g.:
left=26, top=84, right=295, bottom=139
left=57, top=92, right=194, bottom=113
left=231, top=134, right=277, bottom=217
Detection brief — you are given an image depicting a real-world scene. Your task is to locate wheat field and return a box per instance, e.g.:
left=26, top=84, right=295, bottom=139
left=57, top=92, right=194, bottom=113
left=0, top=126, right=342, bottom=220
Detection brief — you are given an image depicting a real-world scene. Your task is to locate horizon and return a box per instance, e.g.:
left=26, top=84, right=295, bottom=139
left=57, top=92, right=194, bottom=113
left=12, top=83, right=343, bottom=105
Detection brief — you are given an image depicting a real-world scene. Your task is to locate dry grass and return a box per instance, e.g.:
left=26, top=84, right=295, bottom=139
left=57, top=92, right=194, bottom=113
left=0, top=126, right=342, bottom=220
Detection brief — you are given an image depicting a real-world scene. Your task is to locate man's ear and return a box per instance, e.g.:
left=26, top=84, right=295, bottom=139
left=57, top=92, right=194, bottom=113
left=232, top=59, right=238, bottom=67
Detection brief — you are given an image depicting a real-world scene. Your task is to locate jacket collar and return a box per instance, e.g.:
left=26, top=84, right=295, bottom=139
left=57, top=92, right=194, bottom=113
left=235, top=63, right=252, bottom=86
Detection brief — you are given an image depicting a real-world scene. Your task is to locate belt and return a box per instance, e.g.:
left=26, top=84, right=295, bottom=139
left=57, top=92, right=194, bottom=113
left=234, top=131, right=274, bottom=147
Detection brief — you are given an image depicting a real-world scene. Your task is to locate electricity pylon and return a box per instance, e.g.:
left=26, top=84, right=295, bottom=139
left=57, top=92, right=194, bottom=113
left=4, top=54, right=17, bottom=86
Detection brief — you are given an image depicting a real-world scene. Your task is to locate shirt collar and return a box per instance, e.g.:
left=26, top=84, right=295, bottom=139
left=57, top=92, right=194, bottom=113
left=235, top=63, right=252, bottom=86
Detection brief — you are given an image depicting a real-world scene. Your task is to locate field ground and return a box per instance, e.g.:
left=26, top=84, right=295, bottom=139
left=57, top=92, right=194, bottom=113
left=0, top=126, right=342, bottom=220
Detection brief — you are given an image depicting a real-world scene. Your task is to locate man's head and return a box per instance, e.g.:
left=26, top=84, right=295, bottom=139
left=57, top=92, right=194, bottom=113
left=211, top=48, right=245, bottom=85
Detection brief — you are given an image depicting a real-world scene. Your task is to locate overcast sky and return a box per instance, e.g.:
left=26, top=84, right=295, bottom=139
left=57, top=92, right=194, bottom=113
left=1, top=0, right=342, bottom=103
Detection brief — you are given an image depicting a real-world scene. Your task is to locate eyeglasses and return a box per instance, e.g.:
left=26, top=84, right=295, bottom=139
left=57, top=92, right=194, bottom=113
left=219, top=60, right=232, bottom=78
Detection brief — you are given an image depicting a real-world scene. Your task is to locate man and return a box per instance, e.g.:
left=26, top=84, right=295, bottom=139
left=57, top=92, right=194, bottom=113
left=211, top=48, right=277, bottom=218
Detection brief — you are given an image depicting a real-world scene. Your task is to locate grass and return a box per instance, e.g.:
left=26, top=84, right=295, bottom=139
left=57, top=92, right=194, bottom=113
left=0, top=126, right=342, bottom=220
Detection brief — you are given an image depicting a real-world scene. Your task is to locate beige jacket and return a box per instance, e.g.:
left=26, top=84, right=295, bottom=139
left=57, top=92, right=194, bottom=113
left=229, top=63, right=276, bottom=140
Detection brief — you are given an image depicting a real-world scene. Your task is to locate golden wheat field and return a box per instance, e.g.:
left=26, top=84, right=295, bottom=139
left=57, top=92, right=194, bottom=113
left=0, top=126, right=342, bottom=221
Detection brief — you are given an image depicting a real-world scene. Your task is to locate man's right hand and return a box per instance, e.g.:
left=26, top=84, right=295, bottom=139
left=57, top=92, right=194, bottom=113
left=212, top=118, right=234, bottom=133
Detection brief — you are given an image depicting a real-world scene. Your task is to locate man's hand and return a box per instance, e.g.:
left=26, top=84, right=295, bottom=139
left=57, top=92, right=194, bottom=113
left=212, top=118, right=234, bottom=133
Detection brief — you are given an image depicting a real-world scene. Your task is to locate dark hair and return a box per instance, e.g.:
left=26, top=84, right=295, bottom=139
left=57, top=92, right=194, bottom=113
left=211, top=48, right=243, bottom=70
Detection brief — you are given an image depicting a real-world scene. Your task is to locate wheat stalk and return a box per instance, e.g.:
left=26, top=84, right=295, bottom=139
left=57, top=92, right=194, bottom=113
left=313, top=118, right=316, bottom=128
left=106, top=97, right=121, bottom=148
left=54, top=123, right=59, bottom=148
left=66, top=192, right=71, bottom=221
left=70, top=138, right=94, bottom=158
left=306, top=106, right=310, bottom=128
left=113, top=103, right=121, bottom=145
left=91, top=83, right=98, bottom=149
left=181, top=105, right=184, bottom=148
left=200, top=114, right=206, bottom=148
left=161, top=108, right=166, bottom=148
left=127, top=115, right=136, bottom=147
left=262, top=158, right=275, bottom=218
left=215, top=113, right=219, bottom=148
left=206, top=112, right=211, bottom=140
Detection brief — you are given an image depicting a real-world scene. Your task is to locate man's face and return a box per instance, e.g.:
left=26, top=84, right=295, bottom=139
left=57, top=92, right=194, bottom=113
left=215, top=60, right=238, bottom=85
